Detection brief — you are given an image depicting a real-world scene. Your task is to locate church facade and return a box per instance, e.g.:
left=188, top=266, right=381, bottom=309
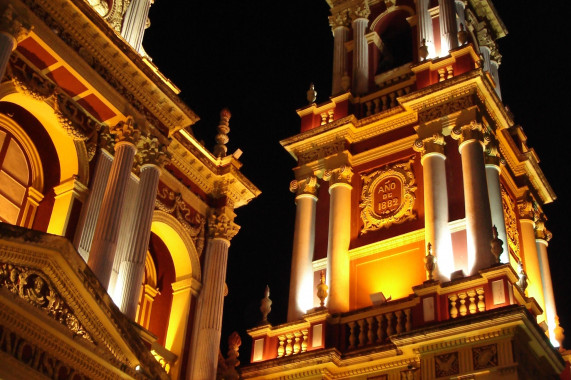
left=0, top=0, right=259, bottom=379
left=243, top=0, right=567, bottom=379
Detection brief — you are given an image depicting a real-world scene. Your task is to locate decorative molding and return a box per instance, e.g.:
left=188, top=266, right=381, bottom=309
left=207, top=209, right=239, bottom=241
left=136, top=135, right=170, bottom=169
left=360, top=157, right=417, bottom=234
left=451, top=120, right=485, bottom=145
left=0, top=4, right=32, bottom=43
left=290, top=176, right=319, bottom=197
left=418, top=94, right=476, bottom=124
left=297, top=139, right=347, bottom=166
left=501, top=186, right=520, bottom=260
left=472, top=343, right=498, bottom=370
left=324, top=165, right=353, bottom=186
left=434, top=351, right=459, bottom=377
left=413, top=132, right=445, bottom=156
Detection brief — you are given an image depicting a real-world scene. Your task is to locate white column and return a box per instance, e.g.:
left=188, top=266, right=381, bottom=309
left=88, top=118, right=139, bottom=289
left=74, top=148, right=113, bottom=262
left=455, top=0, right=466, bottom=31
left=187, top=209, right=239, bottom=380
left=0, top=4, right=30, bottom=79
left=490, top=60, right=502, bottom=99
left=484, top=150, right=508, bottom=263
left=287, top=177, right=318, bottom=321
left=418, top=0, right=436, bottom=58
left=115, top=163, right=162, bottom=318
left=535, top=220, right=559, bottom=347
left=351, top=4, right=370, bottom=96
left=414, top=135, right=454, bottom=279
left=121, top=0, right=153, bottom=53
left=330, top=11, right=349, bottom=95
left=325, top=166, right=353, bottom=313
left=438, top=0, right=458, bottom=54
left=108, top=174, right=139, bottom=296
left=517, top=199, right=546, bottom=323
left=452, top=122, right=494, bottom=274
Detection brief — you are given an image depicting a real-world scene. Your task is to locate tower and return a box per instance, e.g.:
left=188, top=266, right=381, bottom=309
left=243, top=0, right=566, bottom=378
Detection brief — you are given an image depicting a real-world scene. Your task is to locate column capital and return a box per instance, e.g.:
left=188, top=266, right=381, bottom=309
left=324, top=165, right=353, bottom=187
left=0, top=4, right=32, bottom=45
left=350, top=1, right=370, bottom=21
left=136, top=135, right=170, bottom=170
left=290, top=176, right=319, bottom=197
left=534, top=216, right=552, bottom=242
left=329, top=10, right=350, bottom=30
left=451, top=121, right=485, bottom=147
left=110, top=116, right=141, bottom=145
left=98, top=125, right=115, bottom=154
left=517, top=193, right=538, bottom=221
left=207, top=208, right=240, bottom=241
left=484, top=133, right=503, bottom=167
left=413, top=133, right=445, bottom=157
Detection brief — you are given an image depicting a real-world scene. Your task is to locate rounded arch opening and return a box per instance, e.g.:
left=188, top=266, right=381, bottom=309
left=372, top=8, right=414, bottom=75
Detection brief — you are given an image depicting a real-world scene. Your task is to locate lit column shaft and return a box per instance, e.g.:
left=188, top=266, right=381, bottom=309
left=490, top=60, right=502, bottom=99
left=330, top=12, right=350, bottom=95
left=452, top=122, right=494, bottom=273
left=535, top=220, right=558, bottom=346
left=484, top=140, right=508, bottom=263
left=438, top=0, right=458, bottom=54
left=351, top=4, right=370, bottom=96
left=414, top=135, right=454, bottom=278
left=418, top=0, right=435, bottom=58
left=74, top=147, right=113, bottom=262
left=287, top=177, right=318, bottom=321
left=325, top=166, right=353, bottom=313
left=121, top=0, right=152, bottom=53
left=0, top=5, right=30, bottom=79
left=187, top=209, right=239, bottom=380
left=455, top=0, right=466, bottom=31
left=88, top=118, right=139, bottom=289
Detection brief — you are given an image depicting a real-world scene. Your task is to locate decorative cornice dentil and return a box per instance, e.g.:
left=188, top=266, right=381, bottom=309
left=413, top=133, right=445, bottom=156
left=324, top=165, right=353, bottom=186
left=0, top=4, right=32, bottom=44
left=451, top=121, right=485, bottom=146
left=207, top=209, right=240, bottom=241
left=290, top=176, right=319, bottom=197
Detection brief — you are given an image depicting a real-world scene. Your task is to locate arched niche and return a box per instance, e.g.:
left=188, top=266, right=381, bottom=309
left=371, top=7, right=415, bottom=75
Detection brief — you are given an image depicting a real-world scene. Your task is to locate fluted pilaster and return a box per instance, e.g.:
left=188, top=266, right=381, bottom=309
left=351, top=3, right=370, bottom=95
left=287, top=176, right=319, bottom=321
left=451, top=122, right=494, bottom=273
left=324, top=166, right=353, bottom=313
left=417, top=0, right=435, bottom=59
left=438, top=0, right=458, bottom=54
left=87, top=117, right=140, bottom=289
left=120, top=0, right=153, bottom=53
left=414, top=134, right=454, bottom=278
left=330, top=10, right=350, bottom=95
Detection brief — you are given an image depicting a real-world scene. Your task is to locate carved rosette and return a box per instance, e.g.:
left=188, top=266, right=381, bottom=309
left=359, top=158, right=417, bottom=234
left=413, top=133, right=445, bottom=157
left=110, top=116, right=141, bottom=145
left=329, top=10, right=349, bottom=30
left=501, top=186, right=520, bottom=259
left=207, top=210, right=240, bottom=241
left=136, top=135, right=170, bottom=170
left=350, top=1, right=370, bottom=21
left=324, top=165, right=353, bottom=187
left=0, top=4, right=32, bottom=44
left=290, top=176, right=319, bottom=197
left=0, top=262, right=93, bottom=342
left=451, top=121, right=485, bottom=147
left=534, top=216, right=552, bottom=242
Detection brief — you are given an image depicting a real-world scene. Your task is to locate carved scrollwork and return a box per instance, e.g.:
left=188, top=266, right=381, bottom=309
left=534, top=216, right=552, bottom=242
left=350, top=1, right=370, bottom=20
left=207, top=210, right=239, bottom=241
left=360, top=158, right=417, bottom=234
left=324, top=165, right=353, bottom=186
left=0, top=262, right=93, bottom=342
left=418, top=95, right=475, bottom=124
left=0, top=4, right=32, bottom=43
left=413, top=133, right=445, bottom=156
left=136, top=135, right=171, bottom=169
left=297, top=140, right=347, bottom=166
left=290, top=176, right=319, bottom=197
left=451, top=120, right=485, bottom=145
left=329, top=10, right=349, bottom=29
left=501, top=186, right=520, bottom=260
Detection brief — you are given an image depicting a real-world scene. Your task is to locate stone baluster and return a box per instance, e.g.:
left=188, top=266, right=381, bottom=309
left=414, top=134, right=454, bottom=278
left=467, top=289, right=477, bottom=314
left=350, top=2, right=370, bottom=95
left=293, top=331, right=302, bottom=354
left=74, top=129, right=114, bottom=262
left=114, top=136, right=169, bottom=319
left=386, top=312, right=394, bottom=336
left=395, top=310, right=403, bottom=334
left=438, top=0, right=458, bottom=54
left=88, top=117, right=140, bottom=289
left=330, top=10, right=350, bottom=95
left=324, top=166, right=353, bottom=313
left=285, top=334, right=293, bottom=356
left=0, top=4, right=31, bottom=79
left=376, top=315, right=384, bottom=342
left=187, top=207, right=239, bottom=380
left=458, top=292, right=467, bottom=316
left=476, top=288, right=485, bottom=312
left=120, top=0, right=153, bottom=53
left=277, top=336, right=285, bottom=358
left=301, top=329, right=308, bottom=353
left=405, top=309, right=412, bottom=331
left=451, top=122, right=495, bottom=274
left=357, top=319, right=366, bottom=347
left=366, top=317, right=374, bottom=344
left=348, top=321, right=357, bottom=349
left=287, top=176, right=319, bottom=321
left=449, top=294, right=458, bottom=318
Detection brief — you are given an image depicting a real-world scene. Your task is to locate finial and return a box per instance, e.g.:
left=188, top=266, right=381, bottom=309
left=554, top=316, right=565, bottom=350
left=458, top=23, right=468, bottom=45
left=213, top=108, right=231, bottom=158
left=316, top=270, right=328, bottom=308
left=424, top=242, right=436, bottom=281
left=517, top=260, right=528, bottom=293
left=419, top=38, right=429, bottom=61
left=260, top=285, right=272, bottom=324
left=490, top=225, right=504, bottom=264
left=341, top=72, right=351, bottom=92
left=222, top=332, right=241, bottom=380
left=307, top=83, right=317, bottom=104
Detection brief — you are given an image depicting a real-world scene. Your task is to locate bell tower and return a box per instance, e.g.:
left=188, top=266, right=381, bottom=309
left=243, top=0, right=567, bottom=378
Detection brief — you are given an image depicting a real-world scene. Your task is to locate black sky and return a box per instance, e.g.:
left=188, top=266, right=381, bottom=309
left=144, top=1, right=571, bottom=359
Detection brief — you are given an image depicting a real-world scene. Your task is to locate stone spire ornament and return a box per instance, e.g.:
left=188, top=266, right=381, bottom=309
left=419, top=38, right=429, bottom=61
left=517, top=260, right=528, bottom=293
left=307, top=83, right=317, bottom=104
left=316, top=270, right=328, bottom=308
left=340, top=72, right=351, bottom=92
left=220, top=331, right=241, bottom=380
left=213, top=108, right=231, bottom=158
left=490, top=225, right=503, bottom=265
left=260, top=285, right=272, bottom=324
left=424, top=242, right=436, bottom=281
left=458, top=23, right=468, bottom=45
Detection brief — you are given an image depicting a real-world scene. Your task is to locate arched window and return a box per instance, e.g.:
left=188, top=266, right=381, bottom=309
left=136, top=250, right=159, bottom=330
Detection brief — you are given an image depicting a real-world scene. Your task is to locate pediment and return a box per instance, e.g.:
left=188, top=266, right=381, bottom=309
left=0, top=224, right=168, bottom=379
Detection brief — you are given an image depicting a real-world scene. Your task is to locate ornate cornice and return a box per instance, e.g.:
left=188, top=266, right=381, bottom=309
left=290, top=176, right=319, bottom=197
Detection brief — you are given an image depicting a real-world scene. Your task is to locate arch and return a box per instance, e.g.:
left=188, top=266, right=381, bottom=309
left=371, top=7, right=415, bottom=75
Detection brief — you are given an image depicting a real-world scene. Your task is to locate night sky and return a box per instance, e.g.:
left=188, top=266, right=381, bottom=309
left=143, top=1, right=571, bottom=359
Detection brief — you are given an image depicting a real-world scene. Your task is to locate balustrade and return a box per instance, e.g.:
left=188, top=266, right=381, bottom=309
left=276, top=329, right=308, bottom=358
left=448, top=288, right=485, bottom=319
left=343, top=308, right=412, bottom=350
